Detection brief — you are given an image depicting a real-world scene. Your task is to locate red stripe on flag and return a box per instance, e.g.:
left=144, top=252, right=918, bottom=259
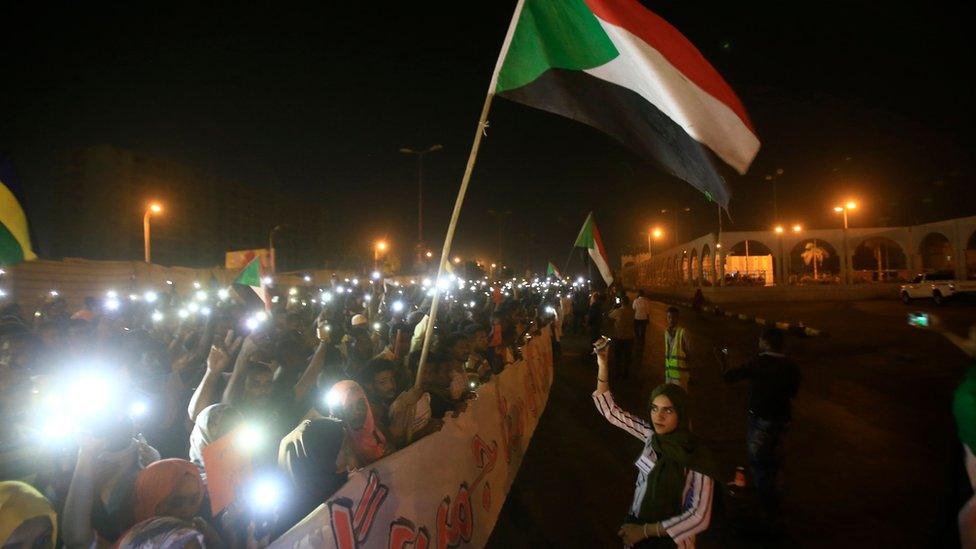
left=584, top=0, right=755, bottom=133
left=591, top=220, right=610, bottom=265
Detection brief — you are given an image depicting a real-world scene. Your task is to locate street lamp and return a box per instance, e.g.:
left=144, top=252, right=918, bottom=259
left=400, top=144, right=443, bottom=262
left=773, top=223, right=801, bottom=284
left=269, top=225, right=282, bottom=274
left=660, top=207, right=691, bottom=247
left=834, top=201, right=857, bottom=283
left=765, top=168, right=785, bottom=224
left=143, top=202, right=162, bottom=263
left=646, top=227, right=663, bottom=254
left=374, top=240, right=388, bottom=270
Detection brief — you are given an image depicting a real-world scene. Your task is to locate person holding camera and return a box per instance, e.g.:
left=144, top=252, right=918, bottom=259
left=592, top=342, right=717, bottom=547
left=715, top=327, right=800, bottom=530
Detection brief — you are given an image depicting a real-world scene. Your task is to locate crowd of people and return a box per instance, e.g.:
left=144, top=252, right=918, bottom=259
left=0, top=269, right=568, bottom=548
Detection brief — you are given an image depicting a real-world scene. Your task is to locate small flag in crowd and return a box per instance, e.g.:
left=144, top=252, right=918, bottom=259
left=493, top=0, right=759, bottom=208
left=233, top=256, right=269, bottom=309
left=574, top=213, right=613, bottom=285
left=546, top=261, right=562, bottom=279
left=0, top=157, right=37, bottom=265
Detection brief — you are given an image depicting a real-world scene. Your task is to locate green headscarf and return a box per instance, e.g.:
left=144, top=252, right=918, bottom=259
left=638, top=384, right=719, bottom=524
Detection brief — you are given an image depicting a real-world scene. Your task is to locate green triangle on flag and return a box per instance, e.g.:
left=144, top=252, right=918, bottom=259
left=546, top=261, right=561, bottom=279
left=233, top=256, right=262, bottom=286
left=233, top=256, right=270, bottom=309
left=573, top=212, right=613, bottom=286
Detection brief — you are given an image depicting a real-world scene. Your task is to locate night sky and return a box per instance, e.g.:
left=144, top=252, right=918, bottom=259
left=2, top=2, right=974, bottom=273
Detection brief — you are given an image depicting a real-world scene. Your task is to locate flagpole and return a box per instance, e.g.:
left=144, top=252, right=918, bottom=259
left=415, top=0, right=526, bottom=388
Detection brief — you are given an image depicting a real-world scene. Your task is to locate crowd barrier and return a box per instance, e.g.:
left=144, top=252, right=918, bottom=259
left=270, top=327, right=554, bottom=549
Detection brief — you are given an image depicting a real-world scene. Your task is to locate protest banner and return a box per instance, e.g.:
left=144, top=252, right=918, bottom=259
left=270, top=326, right=554, bottom=548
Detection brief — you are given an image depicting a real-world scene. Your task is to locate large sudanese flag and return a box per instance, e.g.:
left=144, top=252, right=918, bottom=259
left=574, top=212, right=613, bottom=285
left=0, top=157, right=37, bottom=265
left=494, top=0, right=760, bottom=208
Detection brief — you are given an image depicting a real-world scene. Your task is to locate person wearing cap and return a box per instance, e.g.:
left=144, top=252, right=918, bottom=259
left=344, top=314, right=374, bottom=377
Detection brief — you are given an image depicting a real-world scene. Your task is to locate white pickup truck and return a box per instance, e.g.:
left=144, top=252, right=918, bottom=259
left=900, top=271, right=976, bottom=305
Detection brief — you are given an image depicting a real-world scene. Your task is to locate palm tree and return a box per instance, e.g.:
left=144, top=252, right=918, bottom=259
left=801, top=240, right=829, bottom=280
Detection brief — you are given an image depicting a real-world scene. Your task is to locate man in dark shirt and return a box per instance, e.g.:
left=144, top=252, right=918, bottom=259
left=717, top=327, right=800, bottom=526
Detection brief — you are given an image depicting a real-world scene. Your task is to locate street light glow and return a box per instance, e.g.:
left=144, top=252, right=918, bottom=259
left=792, top=224, right=802, bottom=233
left=425, top=251, right=433, bottom=258
left=376, top=240, right=387, bottom=252
left=845, top=201, right=857, bottom=210
left=834, top=206, right=844, bottom=212
left=453, top=256, right=461, bottom=264
left=774, top=226, right=784, bottom=234
left=652, top=228, right=663, bottom=239
left=148, top=203, right=162, bottom=214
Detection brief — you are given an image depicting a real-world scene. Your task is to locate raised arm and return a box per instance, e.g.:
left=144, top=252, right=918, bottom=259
left=62, top=438, right=106, bottom=549
left=592, top=344, right=651, bottom=442
left=294, top=337, right=329, bottom=402
left=188, top=331, right=241, bottom=421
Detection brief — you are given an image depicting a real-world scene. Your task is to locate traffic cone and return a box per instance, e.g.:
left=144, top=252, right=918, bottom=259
left=733, top=466, right=747, bottom=487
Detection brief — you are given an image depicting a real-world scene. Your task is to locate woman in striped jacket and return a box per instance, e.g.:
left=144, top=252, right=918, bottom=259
left=592, top=344, right=718, bottom=548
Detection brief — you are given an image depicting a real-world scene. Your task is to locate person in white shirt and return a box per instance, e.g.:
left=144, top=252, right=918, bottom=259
left=592, top=343, right=716, bottom=548
left=632, top=290, right=652, bottom=347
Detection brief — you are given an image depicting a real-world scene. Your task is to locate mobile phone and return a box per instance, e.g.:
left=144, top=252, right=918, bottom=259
left=592, top=335, right=611, bottom=354
left=907, top=312, right=930, bottom=328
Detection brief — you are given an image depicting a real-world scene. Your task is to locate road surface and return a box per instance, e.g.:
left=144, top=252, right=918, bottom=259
left=488, top=298, right=974, bottom=548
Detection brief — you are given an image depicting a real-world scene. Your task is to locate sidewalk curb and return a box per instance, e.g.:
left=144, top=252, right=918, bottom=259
left=649, top=294, right=828, bottom=337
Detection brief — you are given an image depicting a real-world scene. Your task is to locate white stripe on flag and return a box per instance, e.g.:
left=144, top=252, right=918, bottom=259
left=584, top=19, right=760, bottom=174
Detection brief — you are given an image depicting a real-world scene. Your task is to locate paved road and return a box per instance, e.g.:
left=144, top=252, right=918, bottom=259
left=488, top=299, right=975, bottom=548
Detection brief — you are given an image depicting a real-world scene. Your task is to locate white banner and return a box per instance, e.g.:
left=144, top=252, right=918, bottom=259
left=270, top=327, right=554, bottom=549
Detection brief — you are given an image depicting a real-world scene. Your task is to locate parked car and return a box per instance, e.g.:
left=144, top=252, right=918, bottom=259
left=900, top=271, right=976, bottom=305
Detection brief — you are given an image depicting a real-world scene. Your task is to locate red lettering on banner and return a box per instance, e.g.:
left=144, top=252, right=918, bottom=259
left=470, top=435, right=498, bottom=487
left=330, top=469, right=390, bottom=548
left=389, top=519, right=430, bottom=549
left=434, top=484, right=474, bottom=549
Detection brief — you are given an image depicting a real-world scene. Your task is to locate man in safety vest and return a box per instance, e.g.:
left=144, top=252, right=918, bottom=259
left=664, top=306, right=691, bottom=389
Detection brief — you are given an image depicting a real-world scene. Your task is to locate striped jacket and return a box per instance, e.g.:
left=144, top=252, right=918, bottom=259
left=593, top=391, right=713, bottom=548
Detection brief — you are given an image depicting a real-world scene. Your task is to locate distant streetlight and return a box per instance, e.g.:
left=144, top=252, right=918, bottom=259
left=143, top=202, right=163, bottom=263
left=765, top=168, right=786, bottom=224
left=773, top=222, right=801, bottom=284
left=834, top=201, right=857, bottom=284
left=453, top=256, right=462, bottom=264
left=660, top=207, right=691, bottom=247
left=400, top=144, right=443, bottom=261
left=269, top=225, right=282, bottom=274
left=374, top=240, right=388, bottom=270
left=646, top=227, right=664, bottom=254
left=425, top=250, right=433, bottom=259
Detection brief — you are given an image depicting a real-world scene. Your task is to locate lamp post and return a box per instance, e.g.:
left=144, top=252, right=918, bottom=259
left=143, top=202, right=162, bottom=263
left=834, top=201, right=857, bottom=284
left=765, top=168, right=785, bottom=225
left=269, top=225, right=282, bottom=275
left=660, top=207, right=690, bottom=248
left=374, top=240, right=388, bottom=271
left=400, top=144, right=443, bottom=263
